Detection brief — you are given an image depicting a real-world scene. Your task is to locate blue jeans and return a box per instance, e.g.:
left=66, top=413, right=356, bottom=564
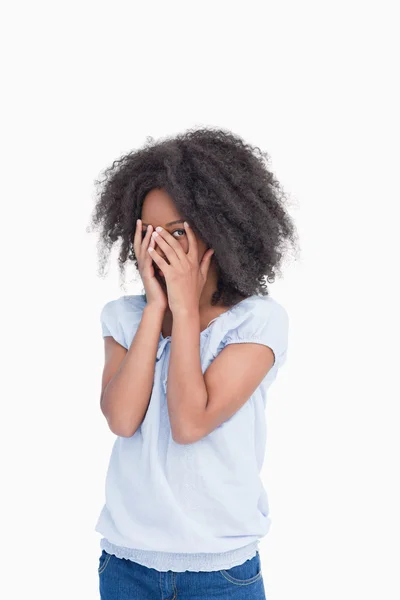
left=98, top=549, right=266, bottom=599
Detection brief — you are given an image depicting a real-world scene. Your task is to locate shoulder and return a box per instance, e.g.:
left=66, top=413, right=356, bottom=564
left=225, top=294, right=288, bottom=332
left=100, top=294, right=147, bottom=347
left=100, top=294, right=146, bottom=324
left=237, top=294, right=288, bottom=320
left=216, top=294, right=289, bottom=368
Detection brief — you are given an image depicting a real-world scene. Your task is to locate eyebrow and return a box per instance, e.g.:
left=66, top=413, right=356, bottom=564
left=141, top=219, right=185, bottom=228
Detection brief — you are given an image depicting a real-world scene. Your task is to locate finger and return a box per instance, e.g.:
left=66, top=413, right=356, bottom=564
left=184, top=221, right=198, bottom=261
left=151, top=229, right=183, bottom=265
left=147, top=245, right=169, bottom=271
left=144, top=235, right=156, bottom=267
left=199, top=248, right=215, bottom=279
left=140, top=224, right=153, bottom=258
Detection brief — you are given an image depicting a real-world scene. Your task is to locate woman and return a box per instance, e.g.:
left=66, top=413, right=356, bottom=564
left=89, top=126, right=299, bottom=599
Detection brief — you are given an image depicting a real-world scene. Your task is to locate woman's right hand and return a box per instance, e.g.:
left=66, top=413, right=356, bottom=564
left=133, top=219, right=168, bottom=311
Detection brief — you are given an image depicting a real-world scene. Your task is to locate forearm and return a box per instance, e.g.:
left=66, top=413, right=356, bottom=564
left=167, top=308, right=208, bottom=442
left=101, top=304, right=165, bottom=436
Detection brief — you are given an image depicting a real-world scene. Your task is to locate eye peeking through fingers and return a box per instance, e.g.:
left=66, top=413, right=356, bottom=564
left=143, top=228, right=186, bottom=240
left=172, top=229, right=186, bottom=239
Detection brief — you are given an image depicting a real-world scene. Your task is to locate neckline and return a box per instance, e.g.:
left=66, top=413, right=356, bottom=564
left=158, top=294, right=258, bottom=341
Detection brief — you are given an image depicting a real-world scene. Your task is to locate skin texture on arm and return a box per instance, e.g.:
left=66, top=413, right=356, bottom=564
left=100, top=303, right=165, bottom=437
left=167, top=309, right=275, bottom=444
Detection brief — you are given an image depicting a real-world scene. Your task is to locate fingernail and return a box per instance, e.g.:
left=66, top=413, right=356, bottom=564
left=184, top=221, right=189, bottom=227
left=155, top=226, right=163, bottom=232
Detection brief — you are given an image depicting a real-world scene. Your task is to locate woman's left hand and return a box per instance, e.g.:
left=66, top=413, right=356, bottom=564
left=148, top=222, right=214, bottom=315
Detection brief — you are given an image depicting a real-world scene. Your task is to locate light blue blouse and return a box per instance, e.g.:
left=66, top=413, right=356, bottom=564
left=95, top=293, right=289, bottom=572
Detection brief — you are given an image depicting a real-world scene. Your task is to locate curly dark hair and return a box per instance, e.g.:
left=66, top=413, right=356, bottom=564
left=88, top=126, right=299, bottom=306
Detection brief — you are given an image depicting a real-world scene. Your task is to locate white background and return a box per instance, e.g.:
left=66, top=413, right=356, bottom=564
left=1, top=1, right=399, bottom=599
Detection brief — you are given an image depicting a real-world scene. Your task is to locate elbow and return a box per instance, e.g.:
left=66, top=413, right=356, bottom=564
left=171, top=425, right=203, bottom=445
left=109, top=420, right=138, bottom=438
left=172, top=431, right=192, bottom=445
left=101, top=395, right=139, bottom=438
left=105, top=414, right=138, bottom=438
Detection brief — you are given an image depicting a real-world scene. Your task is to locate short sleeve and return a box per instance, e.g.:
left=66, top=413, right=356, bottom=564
left=100, top=299, right=128, bottom=348
left=223, top=302, right=289, bottom=368
left=100, top=302, right=112, bottom=337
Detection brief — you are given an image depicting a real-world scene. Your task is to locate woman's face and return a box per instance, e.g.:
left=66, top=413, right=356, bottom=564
left=140, top=187, right=210, bottom=287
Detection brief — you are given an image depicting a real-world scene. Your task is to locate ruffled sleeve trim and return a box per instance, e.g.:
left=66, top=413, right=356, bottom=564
left=100, top=294, right=147, bottom=349
left=208, top=296, right=289, bottom=369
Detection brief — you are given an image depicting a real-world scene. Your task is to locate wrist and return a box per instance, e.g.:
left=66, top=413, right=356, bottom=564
left=144, top=303, right=166, bottom=319
left=171, top=306, right=200, bottom=322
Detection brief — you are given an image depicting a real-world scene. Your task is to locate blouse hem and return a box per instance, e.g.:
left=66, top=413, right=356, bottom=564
left=99, top=538, right=260, bottom=572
